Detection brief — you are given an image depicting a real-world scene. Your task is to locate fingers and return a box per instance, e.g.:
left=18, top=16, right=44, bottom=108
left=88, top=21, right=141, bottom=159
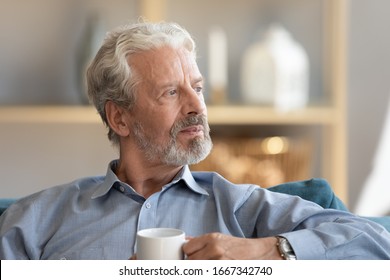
left=182, top=235, right=207, bottom=258
left=183, top=233, right=227, bottom=260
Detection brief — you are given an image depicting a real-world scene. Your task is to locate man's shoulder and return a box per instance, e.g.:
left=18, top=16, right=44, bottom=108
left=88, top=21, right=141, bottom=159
left=190, top=170, right=260, bottom=195
left=8, top=176, right=106, bottom=212
left=35, top=175, right=105, bottom=196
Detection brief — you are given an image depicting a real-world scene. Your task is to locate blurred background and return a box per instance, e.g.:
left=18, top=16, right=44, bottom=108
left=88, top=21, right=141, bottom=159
left=0, top=0, right=389, bottom=216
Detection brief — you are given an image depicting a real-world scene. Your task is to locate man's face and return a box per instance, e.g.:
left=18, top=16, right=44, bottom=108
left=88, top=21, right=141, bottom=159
left=126, top=45, right=212, bottom=166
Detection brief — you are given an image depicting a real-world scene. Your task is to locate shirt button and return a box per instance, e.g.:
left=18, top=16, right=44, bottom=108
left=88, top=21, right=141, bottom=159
left=145, top=203, right=151, bottom=209
left=119, top=186, right=125, bottom=193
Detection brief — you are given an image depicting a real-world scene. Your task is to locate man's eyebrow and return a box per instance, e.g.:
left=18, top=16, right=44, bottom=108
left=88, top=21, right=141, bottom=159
left=157, top=76, right=204, bottom=88
left=193, top=76, right=204, bottom=84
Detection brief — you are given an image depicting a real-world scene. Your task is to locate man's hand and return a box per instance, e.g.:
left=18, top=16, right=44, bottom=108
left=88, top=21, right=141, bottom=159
left=182, top=233, right=283, bottom=260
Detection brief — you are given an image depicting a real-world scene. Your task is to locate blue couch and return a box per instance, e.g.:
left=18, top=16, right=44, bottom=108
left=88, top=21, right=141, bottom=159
left=1, top=178, right=389, bottom=231
left=0, top=198, right=16, bottom=217
left=268, top=178, right=390, bottom=231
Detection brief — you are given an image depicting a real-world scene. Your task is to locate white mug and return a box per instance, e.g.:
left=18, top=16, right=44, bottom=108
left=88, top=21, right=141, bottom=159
left=136, top=228, right=186, bottom=260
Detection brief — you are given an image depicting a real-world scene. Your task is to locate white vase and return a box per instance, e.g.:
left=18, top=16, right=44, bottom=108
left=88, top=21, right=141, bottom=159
left=241, top=24, right=309, bottom=112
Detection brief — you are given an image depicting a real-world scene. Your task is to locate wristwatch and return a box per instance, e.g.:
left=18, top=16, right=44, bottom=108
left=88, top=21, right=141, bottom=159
left=276, top=236, right=296, bottom=260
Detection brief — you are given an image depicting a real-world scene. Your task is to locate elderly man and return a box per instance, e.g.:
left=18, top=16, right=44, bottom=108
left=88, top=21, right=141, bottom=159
left=1, top=21, right=390, bottom=260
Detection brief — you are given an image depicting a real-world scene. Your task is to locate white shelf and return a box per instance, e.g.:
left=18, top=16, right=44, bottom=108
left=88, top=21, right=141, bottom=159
left=208, top=105, right=338, bottom=125
left=0, top=106, right=101, bottom=124
left=0, top=105, right=337, bottom=125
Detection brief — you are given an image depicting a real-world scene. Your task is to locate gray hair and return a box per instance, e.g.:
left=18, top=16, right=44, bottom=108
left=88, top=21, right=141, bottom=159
left=86, top=21, right=197, bottom=146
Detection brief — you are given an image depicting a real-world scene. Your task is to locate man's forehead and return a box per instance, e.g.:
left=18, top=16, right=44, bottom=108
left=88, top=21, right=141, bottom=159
left=128, top=46, right=201, bottom=80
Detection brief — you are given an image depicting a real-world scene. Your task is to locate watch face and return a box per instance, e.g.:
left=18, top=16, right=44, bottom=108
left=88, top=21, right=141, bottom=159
left=281, top=239, right=291, bottom=251
left=278, top=237, right=296, bottom=260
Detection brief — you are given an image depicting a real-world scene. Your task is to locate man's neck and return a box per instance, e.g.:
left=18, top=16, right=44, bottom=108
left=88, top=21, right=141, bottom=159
left=115, top=157, right=183, bottom=198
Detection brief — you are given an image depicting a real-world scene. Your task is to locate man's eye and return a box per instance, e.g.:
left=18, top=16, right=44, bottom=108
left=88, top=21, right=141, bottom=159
left=194, top=87, right=203, bottom=94
left=167, top=89, right=177, bottom=96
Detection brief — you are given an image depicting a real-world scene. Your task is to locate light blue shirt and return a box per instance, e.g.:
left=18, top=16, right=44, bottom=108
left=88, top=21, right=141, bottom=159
left=1, top=160, right=390, bottom=259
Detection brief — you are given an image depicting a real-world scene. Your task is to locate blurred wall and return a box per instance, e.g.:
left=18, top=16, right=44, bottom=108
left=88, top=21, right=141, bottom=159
left=0, top=0, right=136, bottom=197
left=0, top=0, right=138, bottom=105
left=348, top=0, right=390, bottom=213
left=1, top=123, right=117, bottom=197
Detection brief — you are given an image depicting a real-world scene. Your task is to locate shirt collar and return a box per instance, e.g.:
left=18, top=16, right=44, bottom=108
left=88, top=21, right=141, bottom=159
left=91, top=160, right=121, bottom=199
left=168, top=165, right=209, bottom=196
left=91, top=160, right=208, bottom=199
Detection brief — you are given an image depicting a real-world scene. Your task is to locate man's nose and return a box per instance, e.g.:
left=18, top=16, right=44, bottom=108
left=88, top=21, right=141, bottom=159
left=183, top=88, right=206, bottom=116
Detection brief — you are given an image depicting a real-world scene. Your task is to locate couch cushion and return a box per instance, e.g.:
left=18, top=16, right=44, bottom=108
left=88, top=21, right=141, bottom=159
left=267, top=178, right=349, bottom=211
left=267, top=178, right=390, bottom=232
left=0, top=198, right=17, bottom=216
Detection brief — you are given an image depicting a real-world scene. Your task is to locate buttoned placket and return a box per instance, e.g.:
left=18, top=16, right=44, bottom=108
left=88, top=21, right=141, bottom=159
left=137, top=193, right=159, bottom=230
left=114, top=180, right=186, bottom=255
left=114, top=182, right=161, bottom=226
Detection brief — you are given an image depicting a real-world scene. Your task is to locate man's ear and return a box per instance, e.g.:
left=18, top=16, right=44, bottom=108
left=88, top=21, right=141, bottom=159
left=105, top=101, right=130, bottom=137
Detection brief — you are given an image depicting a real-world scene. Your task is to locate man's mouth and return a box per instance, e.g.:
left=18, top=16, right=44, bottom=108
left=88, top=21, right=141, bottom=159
left=180, top=125, right=204, bottom=136
left=171, top=114, right=208, bottom=139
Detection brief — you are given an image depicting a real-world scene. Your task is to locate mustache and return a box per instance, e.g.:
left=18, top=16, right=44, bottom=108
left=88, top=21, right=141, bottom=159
left=170, top=114, right=209, bottom=137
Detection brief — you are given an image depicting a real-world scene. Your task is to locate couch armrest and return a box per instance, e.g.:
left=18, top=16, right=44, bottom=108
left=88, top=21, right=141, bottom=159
left=267, top=178, right=390, bottom=232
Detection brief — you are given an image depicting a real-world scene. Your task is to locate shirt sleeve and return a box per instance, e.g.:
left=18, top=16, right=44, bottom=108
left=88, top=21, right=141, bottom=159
left=0, top=199, right=40, bottom=259
left=236, top=187, right=390, bottom=259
